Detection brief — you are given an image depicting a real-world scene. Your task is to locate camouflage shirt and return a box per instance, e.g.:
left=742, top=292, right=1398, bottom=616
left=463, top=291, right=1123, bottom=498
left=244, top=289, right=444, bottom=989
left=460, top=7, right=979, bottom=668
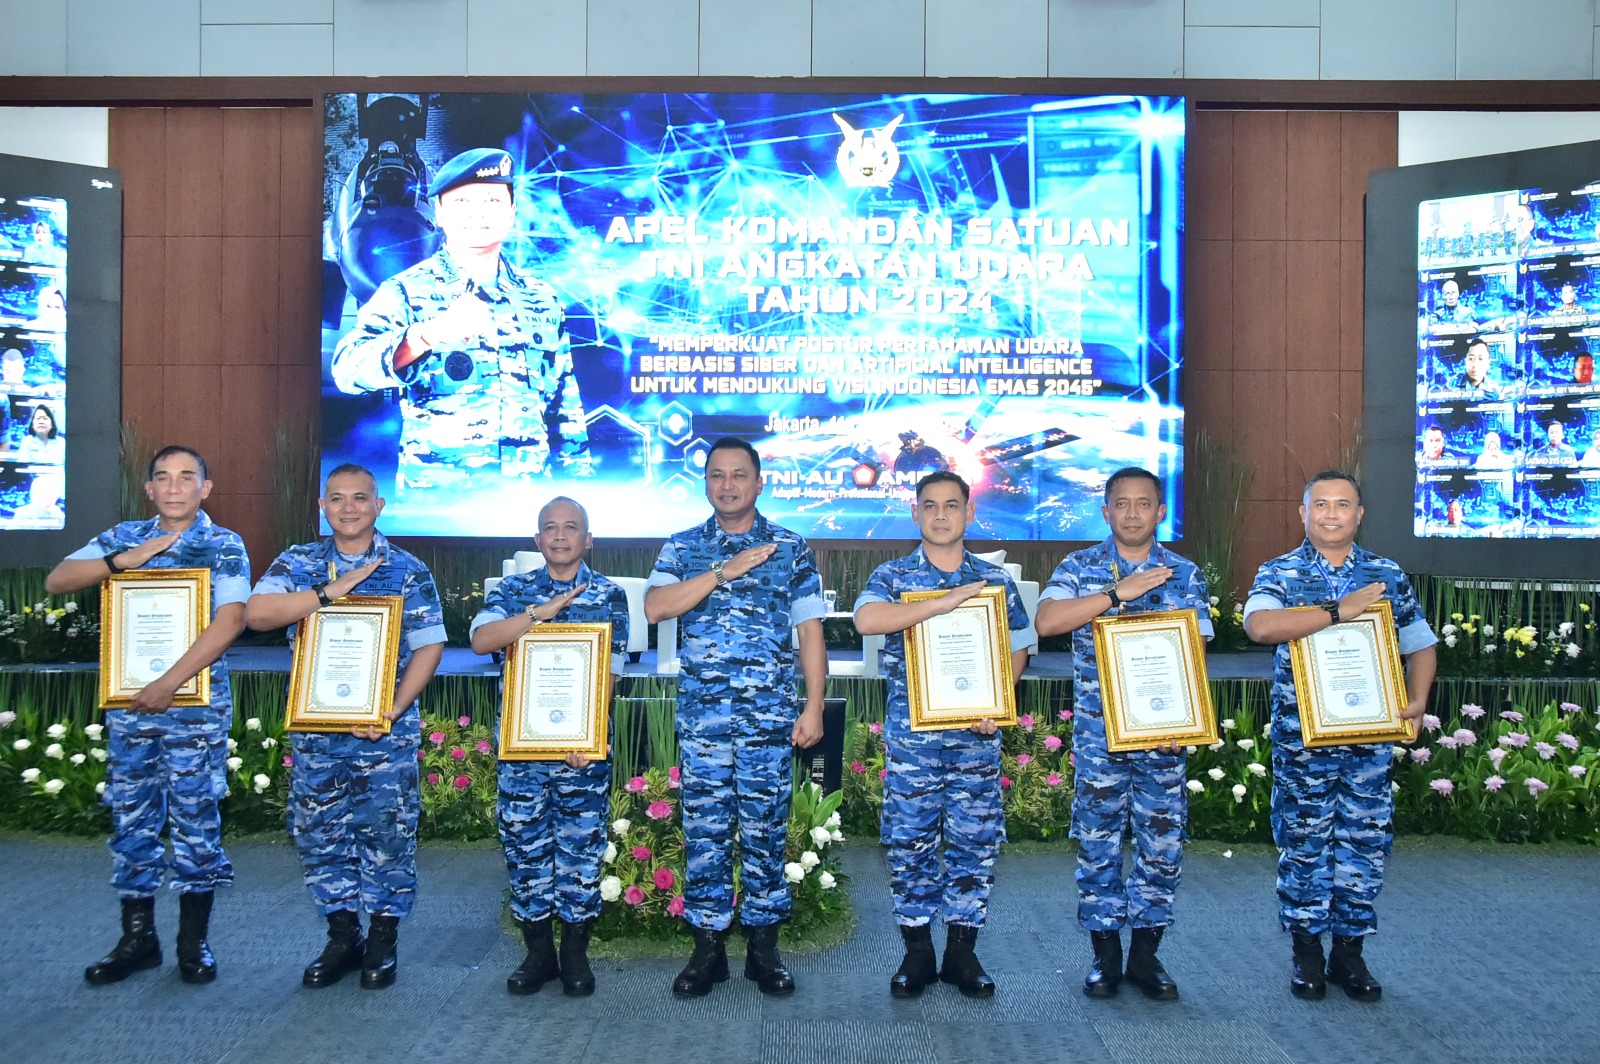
left=471, top=561, right=631, bottom=676
left=330, top=246, right=590, bottom=491
left=251, top=529, right=446, bottom=741
left=1041, top=537, right=1212, bottom=747
left=855, top=547, right=1033, bottom=744
left=69, top=510, right=251, bottom=728
left=1244, top=539, right=1437, bottom=747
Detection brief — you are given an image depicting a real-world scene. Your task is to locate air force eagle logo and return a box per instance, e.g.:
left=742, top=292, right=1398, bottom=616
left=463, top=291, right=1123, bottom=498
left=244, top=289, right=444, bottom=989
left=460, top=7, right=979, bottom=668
left=833, top=113, right=903, bottom=188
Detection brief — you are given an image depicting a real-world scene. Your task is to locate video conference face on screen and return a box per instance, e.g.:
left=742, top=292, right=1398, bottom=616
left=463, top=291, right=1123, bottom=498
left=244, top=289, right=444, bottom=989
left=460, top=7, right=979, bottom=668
left=321, top=92, right=1186, bottom=540
left=0, top=193, right=67, bottom=532
left=1417, top=185, right=1600, bottom=539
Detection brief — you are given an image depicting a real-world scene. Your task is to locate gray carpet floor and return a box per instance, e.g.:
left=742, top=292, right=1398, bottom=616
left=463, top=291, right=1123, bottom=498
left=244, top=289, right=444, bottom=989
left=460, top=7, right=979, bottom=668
left=2, top=833, right=1594, bottom=1064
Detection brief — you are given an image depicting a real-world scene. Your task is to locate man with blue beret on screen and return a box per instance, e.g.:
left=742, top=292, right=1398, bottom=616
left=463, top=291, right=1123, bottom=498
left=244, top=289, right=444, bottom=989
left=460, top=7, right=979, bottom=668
left=331, top=147, right=590, bottom=505
left=45, top=445, right=251, bottom=988
left=1243, top=471, right=1437, bottom=1003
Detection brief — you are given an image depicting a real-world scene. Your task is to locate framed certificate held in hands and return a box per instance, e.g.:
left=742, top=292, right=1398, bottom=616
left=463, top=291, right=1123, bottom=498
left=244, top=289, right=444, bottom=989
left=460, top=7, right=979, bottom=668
left=499, top=623, right=612, bottom=761
left=901, top=585, right=1017, bottom=732
left=285, top=596, right=404, bottom=733
left=1091, top=609, right=1217, bottom=753
left=1289, top=600, right=1415, bottom=748
left=100, top=568, right=212, bottom=708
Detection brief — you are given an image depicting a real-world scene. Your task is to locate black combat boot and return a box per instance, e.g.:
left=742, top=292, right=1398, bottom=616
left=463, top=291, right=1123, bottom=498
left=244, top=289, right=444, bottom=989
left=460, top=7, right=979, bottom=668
left=84, top=896, right=162, bottom=986
left=558, top=918, right=597, bottom=997
left=302, top=909, right=365, bottom=988
left=1124, top=927, right=1179, bottom=1001
left=1326, top=934, right=1382, bottom=1002
left=743, top=922, right=796, bottom=995
left=938, top=924, right=996, bottom=998
left=175, top=890, right=218, bottom=984
left=1082, top=930, right=1122, bottom=998
left=671, top=926, right=729, bottom=998
left=889, top=923, right=937, bottom=999
left=506, top=916, right=559, bottom=994
left=1289, top=931, right=1327, bottom=1000
left=360, top=914, right=399, bottom=989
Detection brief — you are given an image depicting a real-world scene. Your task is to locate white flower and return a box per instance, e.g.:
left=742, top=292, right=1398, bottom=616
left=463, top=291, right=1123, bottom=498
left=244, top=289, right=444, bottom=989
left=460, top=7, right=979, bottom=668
left=44, top=613, right=57, bottom=627
left=1222, top=850, right=1234, bottom=858
left=783, top=862, right=806, bottom=883
left=602, top=842, right=617, bottom=864
left=1559, top=621, right=1575, bottom=638
left=69, top=753, right=86, bottom=766
left=809, top=826, right=831, bottom=846
left=1483, top=624, right=1495, bottom=636
left=611, top=818, right=632, bottom=836
left=65, top=600, right=79, bottom=614
left=818, top=871, right=837, bottom=890
left=1391, top=780, right=1401, bottom=793
left=226, top=756, right=243, bottom=772
left=20, top=767, right=41, bottom=783
left=824, top=811, right=841, bottom=829
left=1206, top=767, right=1225, bottom=781
left=1483, top=644, right=1497, bottom=654
left=1236, top=739, right=1254, bottom=750
left=43, top=779, right=65, bottom=795
left=1392, top=746, right=1409, bottom=758
left=800, top=850, right=821, bottom=870
left=45, top=723, right=67, bottom=740
left=1184, top=746, right=1197, bottom=755
left=1247, top=762, right=1267, bottom=777
left=251, top=773, right=270, bottom=793
left=227, top=738, right=238, bottom=753
left=1444, top=634, right=1457, bottom=648
left=1209, top=595, right=1220, bottom=606
left=1221, top=718, right=1236, bottom=731
left=1186, top=779, right=1204, bottom=794
left=1208, top=741, right=1225, bottom=752
left=13, top=738, right=30, bottom=751
left=1231, top=783, right=1247, bottom=802
left=599, top=875, right=622, bottom=902
left=245, top=717, right=262, bottom=732
left=829, top=829, right=844, bottom=842
left=95, top=781, right=105, bottom=796
left=44, top=743, right=64, bottom=759
left=89, top=747, right=107, bottom=762
left=83, top=723, right=103, bottom=741
left=0, top=711, right=14, bottom=728
left=1441, top=623, right=1458, bottom=636
left=1568, top=643, right=1582, bottom=659
left=260, top=737, right=277, bottom=750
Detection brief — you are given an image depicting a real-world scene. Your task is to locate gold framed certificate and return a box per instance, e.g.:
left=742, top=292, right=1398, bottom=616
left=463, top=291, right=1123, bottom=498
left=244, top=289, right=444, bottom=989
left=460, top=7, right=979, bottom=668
left=99, top=568, right=212, bottom=708
left=1091, top=609, right=1217, bottom=752
left=1289, top=600, right=1416, bottom=747
left=901, top=585, right=1017, bottom=731
left=285, top=596, right=404, bottom=733
left=499, top=622, right=612, bottom=761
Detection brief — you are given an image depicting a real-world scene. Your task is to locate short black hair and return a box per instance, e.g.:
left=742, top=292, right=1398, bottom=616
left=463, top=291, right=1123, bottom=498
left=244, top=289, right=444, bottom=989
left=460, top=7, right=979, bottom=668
left=147, top=445, right=208, bottom=482
left=324, top=462, right=378, bottom=492
left=915, top=470, right=970, bottom=502
left=1104, top=466, right=1161, bottom=501
left=707, top=436, right=761, bottom=476
left=28, top=403, right=58, bottom=439
left=1465, top=336, right=1490, bottom=354
left=1303, top=470, right=1362, bottom=506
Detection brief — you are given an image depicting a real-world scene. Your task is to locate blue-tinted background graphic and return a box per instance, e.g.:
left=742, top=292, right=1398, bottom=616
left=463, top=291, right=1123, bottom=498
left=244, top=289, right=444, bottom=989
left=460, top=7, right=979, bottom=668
left=322, top=92, right=1186, bottom=540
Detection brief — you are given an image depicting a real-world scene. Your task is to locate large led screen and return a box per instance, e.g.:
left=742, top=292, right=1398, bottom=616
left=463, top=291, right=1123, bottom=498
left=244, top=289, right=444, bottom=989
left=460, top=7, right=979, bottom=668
left=321, top=92, right=1186, bottom=539
left=0, top=193, right=67, bottom=530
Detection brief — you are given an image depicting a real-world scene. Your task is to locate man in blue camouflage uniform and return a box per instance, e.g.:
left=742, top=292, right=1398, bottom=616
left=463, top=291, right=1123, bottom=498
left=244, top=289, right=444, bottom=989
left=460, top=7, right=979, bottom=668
left=330, top=147, right=590, bottom=501
left=1243, top=471, right=1437, bottom=1002
left=470, top=496, right=629, bottom=998
left=244, top=462, right=445, bottom=990
left=46, top=445, right=250, bottom=987
left=855, top=471, right=1033, bottom=999
left=645, top=437, right=827, bottom=998
left=1036, top=467, right=1212, bottom=1002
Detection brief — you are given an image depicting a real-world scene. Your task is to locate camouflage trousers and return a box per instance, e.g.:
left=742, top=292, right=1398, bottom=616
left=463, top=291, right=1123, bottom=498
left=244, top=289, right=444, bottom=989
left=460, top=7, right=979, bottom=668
left=884, top=732, right=1003, bottom=928
left=105, top=711, right=232, bottom=898
left=288, top=732, right=421, bottom=919
left=1071, top=742, right=1187, bottom=931
left=1271, top=740, right=1394, bottom=937
left=498, top=758, right=610, bottom=923
left=678, top=724, right=794, bottom=931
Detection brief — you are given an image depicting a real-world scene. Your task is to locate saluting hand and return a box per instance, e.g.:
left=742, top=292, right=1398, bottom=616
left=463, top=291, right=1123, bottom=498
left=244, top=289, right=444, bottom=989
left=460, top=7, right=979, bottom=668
left=722, top=544, right=776, bottom=581
left=416, top=293, right=494, bottom=349
left=1113, top=565, right=1173, bottom=604
left=117, top=532, right=181, bottom=570
left=328, top=555, right=385, bottom=600
left=933, top=580, right=989, bottom=614
left=1337, top=581, right=1387, bottom=622
left=530, top=584, right=587, bottom=624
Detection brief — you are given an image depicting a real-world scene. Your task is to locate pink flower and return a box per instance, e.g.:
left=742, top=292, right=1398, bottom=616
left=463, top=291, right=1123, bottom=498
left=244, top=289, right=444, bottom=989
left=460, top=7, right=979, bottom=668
left=1058, top=709, right=1073, bottom=721
left=880, top=769, right=888, bottom=781
left=1535, top=742, right=1557, bottom=761
left=1571, top=765, right=1589, bottom=779
left=667, top=894, right=685, bottom=917
left=283, top=755, right=294, bottom=767
left=1501, top=732, right=1530, bottom=749
left=1451, top=728, right=1477, bottom=746
left=426, top=773, right=441, bottom=785
left=850, top=761, right=866, bottom=775
left=631, top=845, right=652, bottom=862
left=1499, top=710, right=1524, bottom=723
left=1484, top=774, right=1506, bottom=792
left=450, top=747, right=466, bottom=760
left=457, top=715, right=472, bottom=727
left=1437, top=736, right=1459, bottom=750
left=417, top=750, right=425, bottom=761
left=1559, top=702, right=1584, bottom=714
left=625, top=775, right=648, bottom=793
left=475, top=740, right=491, bottom=755
left=1557, top=732, right=1581, bottom=751
left=1069, top=753, right=1076, bottom=767
left=646, top=800, right=673, bottom=820
left=1001, top=776, right=1013, bottom=789
left=667, top=765, right=681, bottom=789
left=429, top=731, right=446, bottom=745
left=1043, top=735, right=1062, bottom=751
left=1015, top=753, right=1033, bottom=766
left=1429, top=778, right=1454, bottom=796
left=623, top=886, right=646, bottom=906
left=1045, top=773, right=1063, bottom=787
left=453, top=775, right=471, bottom=789
left=1459, top=703, right=1486, bottom=720
left=1526, top=777, right=1549, bottom=795
left=1421, top=714, right=1442, bottom=733
left=868, top=722, right=883, bottom=735
left=1487, top=747, right=1507, bottom=768
left=653, top=867, right=676, bottom=891
left=1410, top=747, right=1431, bottom=764
left=1018, top=714, right=1035, bottom=731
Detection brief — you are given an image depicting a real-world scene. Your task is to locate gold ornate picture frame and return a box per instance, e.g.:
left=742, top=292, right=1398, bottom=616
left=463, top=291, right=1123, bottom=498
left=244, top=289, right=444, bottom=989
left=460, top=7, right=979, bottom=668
left=499, top=622, right=612, bottom=761
left=900, top=585, right=1017, bottom=732
left=285, top=595, right=404, bottom=733
left=99, top=568, right=211, bottom=709
left=1091, top=608, right=1218, bottom=753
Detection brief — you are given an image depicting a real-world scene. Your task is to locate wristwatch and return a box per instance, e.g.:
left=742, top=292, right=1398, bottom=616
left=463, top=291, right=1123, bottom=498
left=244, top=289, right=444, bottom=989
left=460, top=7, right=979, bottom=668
left=1322, top=600, right=1341, bottom=624
left=312, top=583, right=332, bottom=608
left=1105, top=585, right=1122, bottom=608
left=711, top=561, right=728, bottom=586
left=103, top=552, right=126, bottom=574
left=525, top=603, right=544, bottom=624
